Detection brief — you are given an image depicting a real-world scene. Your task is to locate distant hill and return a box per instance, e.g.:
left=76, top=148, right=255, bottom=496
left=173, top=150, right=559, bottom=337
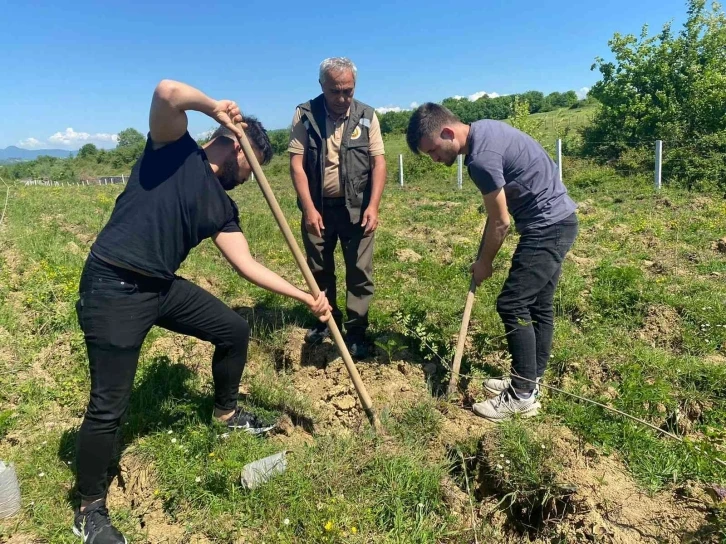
left=0, top=146, right=73, bottom=163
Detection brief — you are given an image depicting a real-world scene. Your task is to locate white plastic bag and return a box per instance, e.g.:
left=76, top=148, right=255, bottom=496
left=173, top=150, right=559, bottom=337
left=0, top=461, right=21, bottom=519
left=240, top=451, right=288, bottom=490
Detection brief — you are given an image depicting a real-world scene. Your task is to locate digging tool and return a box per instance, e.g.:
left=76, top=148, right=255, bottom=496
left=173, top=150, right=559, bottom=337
left=447, top=278, right=477, bottom=395
left=234, top=123, right=381, bottom=432
left=447, top=225, right=488, bottom=396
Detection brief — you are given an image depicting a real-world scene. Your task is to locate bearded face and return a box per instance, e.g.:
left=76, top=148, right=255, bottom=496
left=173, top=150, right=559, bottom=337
left=218, top=152, right=247, bottom=190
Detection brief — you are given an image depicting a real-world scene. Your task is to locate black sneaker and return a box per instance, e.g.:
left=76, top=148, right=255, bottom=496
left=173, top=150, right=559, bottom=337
left=304, top=322, right=330, bottom=344
left=225, top=408, right=275, bottom=435
left=73, top=502, right=127, bottom=544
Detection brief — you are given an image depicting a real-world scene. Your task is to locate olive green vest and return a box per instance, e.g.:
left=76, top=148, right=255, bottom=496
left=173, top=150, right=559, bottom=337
left=296, top=94, right=374, bottom=223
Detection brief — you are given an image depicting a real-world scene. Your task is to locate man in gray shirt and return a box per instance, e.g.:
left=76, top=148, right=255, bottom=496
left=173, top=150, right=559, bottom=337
left=407, top=103, right=578, bottom=421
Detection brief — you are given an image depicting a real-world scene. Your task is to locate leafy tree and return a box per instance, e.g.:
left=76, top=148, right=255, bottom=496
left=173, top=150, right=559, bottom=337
left=509, top=97, right=546, bottom=146
left=77, top=143, right=98, bottom=159
left=379, top=110, right=412, bottom=134
left=268, top=128, right=291, bottom=155
left=477, top=96, right=514, bottom=120
left=520, top=90, right=545, bottom=113
left=112, top=127, right=145, bottom=167
left=116, top=128, right=145, bottom=149
left=542, top=91, right=578, bottom=111
left=583, top=0, right=726, bottom=189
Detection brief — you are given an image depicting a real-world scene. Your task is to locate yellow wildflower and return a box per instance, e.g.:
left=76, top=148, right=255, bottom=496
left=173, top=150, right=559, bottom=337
left=324, top=520, right=333, bottom=532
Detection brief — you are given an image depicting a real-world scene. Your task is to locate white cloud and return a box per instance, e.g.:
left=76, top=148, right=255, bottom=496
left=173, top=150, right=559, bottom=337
left=375, top=106, right=404, bottom=114
left=375, top=90, right=503, bottom=115
left=16, top=128, right=119, bottom=150
left=468, top=91, right=498, bottom=101
left=576, top=87, right=590, bottom=100
left=18, top=137, right=43, bottom=149
left=48, top=127, right=118, bottom=146
left=449, top=91, right=501, bottom=101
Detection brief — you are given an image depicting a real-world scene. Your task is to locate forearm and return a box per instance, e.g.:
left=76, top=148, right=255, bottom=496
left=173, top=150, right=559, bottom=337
left=368, top=156, right=387, bottom=209
left=235, top=257, right=309, bottom=303
left=479, top=217, right=510, bottom=264
left=214, top=231, right=311, bottom=304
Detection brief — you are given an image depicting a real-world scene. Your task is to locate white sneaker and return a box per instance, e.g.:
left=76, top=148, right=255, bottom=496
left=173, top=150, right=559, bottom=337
left=484, top=376, right=542, bottom=396
left=472, top=389, right=540, bottom=422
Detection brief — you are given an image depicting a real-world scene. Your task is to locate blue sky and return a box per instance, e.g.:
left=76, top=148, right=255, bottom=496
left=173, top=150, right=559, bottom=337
left=1, top=0, right=690, bottom=150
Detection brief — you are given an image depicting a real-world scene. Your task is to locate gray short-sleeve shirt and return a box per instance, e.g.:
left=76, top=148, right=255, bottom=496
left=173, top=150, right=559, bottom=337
left=465, top=120, right=576, bottom=232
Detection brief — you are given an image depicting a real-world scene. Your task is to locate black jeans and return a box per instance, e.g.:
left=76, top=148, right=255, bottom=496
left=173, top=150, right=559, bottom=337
left=74, top=253, right=250, bottom=501
left=301, top=198, right=375, bottom=337
left=496, top=213, right=578, bottom=392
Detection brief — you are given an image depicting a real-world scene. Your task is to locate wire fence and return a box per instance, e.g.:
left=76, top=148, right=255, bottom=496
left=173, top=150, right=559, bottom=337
left=392, top=138, right=689, bottom=191
left=21, top=175, right=129, bottom=187
left=16, top=136, right=718, bottom=192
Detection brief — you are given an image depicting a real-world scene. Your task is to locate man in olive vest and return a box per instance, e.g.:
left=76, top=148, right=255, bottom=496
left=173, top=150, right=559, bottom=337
left=288, top=57, right=387, bottom=358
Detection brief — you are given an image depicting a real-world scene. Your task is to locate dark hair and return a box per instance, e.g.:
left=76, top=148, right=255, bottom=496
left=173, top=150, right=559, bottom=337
left=211, top=115, right=273, bottom=165
left=406, top=102, right=461, bottom=154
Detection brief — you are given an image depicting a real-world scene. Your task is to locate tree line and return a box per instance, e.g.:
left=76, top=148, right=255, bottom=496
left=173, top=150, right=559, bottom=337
left=0, top=128, right=147, bottom=183
left=581, top=0, right=726, bottom=190
left=2, top=0, right=724, bottom=191
left=377, top=90, right=593, bottom=135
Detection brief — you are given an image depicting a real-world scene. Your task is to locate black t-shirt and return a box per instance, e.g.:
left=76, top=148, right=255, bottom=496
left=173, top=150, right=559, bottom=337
left=91, top=131, right=241, bottom=279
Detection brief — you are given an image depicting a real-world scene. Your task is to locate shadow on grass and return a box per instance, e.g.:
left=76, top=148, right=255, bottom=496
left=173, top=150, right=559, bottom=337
left=232, top=298, right=313, bottom=340
left=58, top=356, right=210, bottom=508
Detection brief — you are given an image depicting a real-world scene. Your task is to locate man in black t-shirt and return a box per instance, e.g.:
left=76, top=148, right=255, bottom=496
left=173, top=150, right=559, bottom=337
left=72, top=79, right=331, bottom=544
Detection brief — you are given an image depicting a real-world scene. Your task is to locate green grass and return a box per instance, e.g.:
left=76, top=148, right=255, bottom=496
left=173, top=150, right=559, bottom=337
left=479, top=420, right=566, bottom=532
left=1, top=131, right=725, bottom=542
left=529, top=104, right=599, bottom=143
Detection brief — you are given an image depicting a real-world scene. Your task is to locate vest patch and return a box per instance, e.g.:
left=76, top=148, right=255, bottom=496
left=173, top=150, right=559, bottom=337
left=350, top=126, right=362, bottom=140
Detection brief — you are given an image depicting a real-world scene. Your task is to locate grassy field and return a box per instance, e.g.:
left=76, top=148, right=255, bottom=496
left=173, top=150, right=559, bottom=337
left=1, top=133, right=725, bottom=543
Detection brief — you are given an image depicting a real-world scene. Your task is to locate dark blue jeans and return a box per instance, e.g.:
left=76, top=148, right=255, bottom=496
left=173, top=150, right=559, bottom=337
left=496, top=213, right=578, bottom=392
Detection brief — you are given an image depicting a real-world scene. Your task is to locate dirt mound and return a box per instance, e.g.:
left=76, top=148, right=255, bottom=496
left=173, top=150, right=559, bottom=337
left=65, top=241, right=84, bottom=256
left=106, top=453, right=216, bottom=543
left=567, top=252, right=596, bottom=268
left=712, top=237, right=726, bottom=254
left=60, top=224, right=95, bottom=245
left=1, top=249, right=33, bottom=326
left=576, top=199, right=596, bottom=214
left=276, top=327, right=433, bottom=433
left=553, top=430, right=706, bottom=543
left=106, top=325, right=713, bottom=542
left=1, top=247, right=22, bottom=277
left=396, top=248, right=422, bottom=263
left=147, top=333, right=214, bottom=377
left=13, top=334, right=74, bottom=392
left=467, top=424, right=708, bottom=543
left=704, top=354, right=726, bottom=366
left=638, top=304, right=682, bottom=349
left=3, top=535, right=39, bottom=544
left=0, top=326, right=16, bottom=369
left=398, top=225, right=464, bottom=265
left=106, top=453, right=159, bottom=514
left=689, top=196, right=713, bottom=211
